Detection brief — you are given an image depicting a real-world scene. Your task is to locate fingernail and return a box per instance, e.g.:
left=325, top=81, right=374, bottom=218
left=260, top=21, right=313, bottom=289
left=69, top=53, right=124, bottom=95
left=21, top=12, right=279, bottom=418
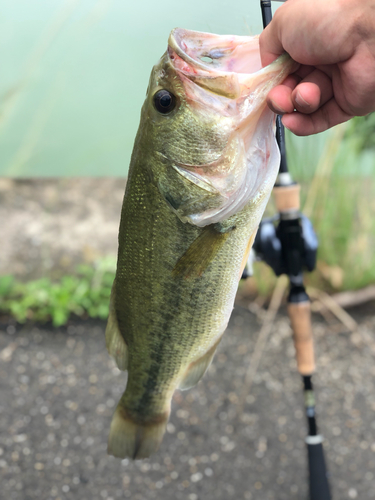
left=269, top=99, right=286, bottom=115
left=295, top=91, right=310, bottom=108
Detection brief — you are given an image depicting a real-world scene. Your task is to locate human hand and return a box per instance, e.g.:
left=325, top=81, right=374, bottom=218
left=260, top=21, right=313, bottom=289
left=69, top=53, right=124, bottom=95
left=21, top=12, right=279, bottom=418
left=259, top=0, right=375, bottom=135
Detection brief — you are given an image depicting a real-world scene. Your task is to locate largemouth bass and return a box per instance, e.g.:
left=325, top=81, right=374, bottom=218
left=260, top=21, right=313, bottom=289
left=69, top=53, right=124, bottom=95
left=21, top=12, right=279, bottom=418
left=105, top=28, right=295, bottom=459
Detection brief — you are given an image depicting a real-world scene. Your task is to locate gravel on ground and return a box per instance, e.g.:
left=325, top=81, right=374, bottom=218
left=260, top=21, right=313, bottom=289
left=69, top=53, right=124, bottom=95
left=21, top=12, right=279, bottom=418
left=1, top=304, right=375, bottom=500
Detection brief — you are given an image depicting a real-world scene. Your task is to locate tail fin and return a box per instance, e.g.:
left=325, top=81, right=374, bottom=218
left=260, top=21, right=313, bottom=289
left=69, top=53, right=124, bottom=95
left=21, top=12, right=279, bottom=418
left=107, top=406, right=169, bottom=459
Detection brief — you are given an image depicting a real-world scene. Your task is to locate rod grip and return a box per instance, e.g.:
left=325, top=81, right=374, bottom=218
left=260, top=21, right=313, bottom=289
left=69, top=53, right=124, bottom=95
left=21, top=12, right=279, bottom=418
left=273, top=184, right=300, bottom=212
left=307, top=441, right=332, bottom=500
left=287, top=301, right=315, bottom=375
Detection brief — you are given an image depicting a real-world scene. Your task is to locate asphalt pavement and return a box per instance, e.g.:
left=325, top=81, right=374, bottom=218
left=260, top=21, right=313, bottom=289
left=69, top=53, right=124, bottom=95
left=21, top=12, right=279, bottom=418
left=1, top=304, right=375, bottom=500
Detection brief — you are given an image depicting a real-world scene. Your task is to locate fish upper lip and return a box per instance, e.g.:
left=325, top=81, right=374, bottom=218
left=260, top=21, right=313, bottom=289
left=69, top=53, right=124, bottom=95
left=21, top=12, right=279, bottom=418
left=167, top=28, right=294, bottom=100
left=168, top=28, right=259, bottom=76
left=168, top=29, right=214, bottom=74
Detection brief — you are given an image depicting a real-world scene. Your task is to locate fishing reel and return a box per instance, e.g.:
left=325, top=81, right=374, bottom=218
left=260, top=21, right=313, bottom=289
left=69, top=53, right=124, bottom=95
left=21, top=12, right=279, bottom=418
left=242, top=212, right=318, bottom=280
left=253, top=213, right=318, bottom=277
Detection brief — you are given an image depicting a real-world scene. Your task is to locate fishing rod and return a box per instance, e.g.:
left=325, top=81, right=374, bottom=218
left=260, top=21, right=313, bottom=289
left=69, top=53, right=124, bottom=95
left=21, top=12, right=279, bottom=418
left=252, top=2, right=332, bottom=499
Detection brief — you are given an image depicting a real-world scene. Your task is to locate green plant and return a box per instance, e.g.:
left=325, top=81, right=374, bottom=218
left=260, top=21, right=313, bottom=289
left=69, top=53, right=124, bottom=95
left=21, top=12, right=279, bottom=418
left=0, top=256, right=116, bottom=326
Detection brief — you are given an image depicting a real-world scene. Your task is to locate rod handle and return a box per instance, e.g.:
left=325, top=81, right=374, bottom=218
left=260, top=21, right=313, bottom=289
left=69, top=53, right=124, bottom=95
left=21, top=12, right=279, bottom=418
left=307, top=439, right=332, bottom=500
left=273, top=184, right=300, bottom=212
left=287, top=301, right=315, bottom=375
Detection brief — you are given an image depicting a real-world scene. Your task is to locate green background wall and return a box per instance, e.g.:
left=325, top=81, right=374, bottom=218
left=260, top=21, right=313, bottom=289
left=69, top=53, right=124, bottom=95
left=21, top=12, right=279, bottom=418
left=1, top=0, right=285, bottom=176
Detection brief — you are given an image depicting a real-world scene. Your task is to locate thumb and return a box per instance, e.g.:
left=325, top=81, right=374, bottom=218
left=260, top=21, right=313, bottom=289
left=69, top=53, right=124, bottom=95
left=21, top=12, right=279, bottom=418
left=259, top=0, right=298, bottom=67
left=259, top=18, right=285, bottom=67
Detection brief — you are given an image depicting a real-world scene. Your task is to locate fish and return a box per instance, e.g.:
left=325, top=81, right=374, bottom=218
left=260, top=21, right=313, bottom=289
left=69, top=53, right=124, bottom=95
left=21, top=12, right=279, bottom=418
left=105, top=28, right=296, bottom=459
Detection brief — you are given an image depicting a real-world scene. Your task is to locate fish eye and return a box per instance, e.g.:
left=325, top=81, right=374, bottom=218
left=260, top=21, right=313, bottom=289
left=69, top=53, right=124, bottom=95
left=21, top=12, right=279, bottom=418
left=153, top=89, right=176, bottom=114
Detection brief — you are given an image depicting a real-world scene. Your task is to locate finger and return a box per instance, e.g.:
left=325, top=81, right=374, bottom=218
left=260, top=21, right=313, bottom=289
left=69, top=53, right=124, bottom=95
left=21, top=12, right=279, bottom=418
left=268, top=85, right=295, bottom=114
left=281, top=98, right=353, bottom=136
left=293, top=83, right=321, bottom=113
left=294, top=65, right=317, bottom=80
left=267, top=74, right=301, bottom=114
left=266, top=66, right=318, bottom=114
left=292, top=69, right=333, bottom=113
left=269, top=67, right=334, bottom=116
left=281, top=74, right=301, bottom=90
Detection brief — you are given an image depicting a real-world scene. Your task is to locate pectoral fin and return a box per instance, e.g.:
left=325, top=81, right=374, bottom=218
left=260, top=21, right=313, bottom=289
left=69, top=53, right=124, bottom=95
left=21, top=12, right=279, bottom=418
left=178, top=336, right=222, bottom=390
left=172, top=225, right=233, bottom=279
left=105, top=281, right=128, bottom=371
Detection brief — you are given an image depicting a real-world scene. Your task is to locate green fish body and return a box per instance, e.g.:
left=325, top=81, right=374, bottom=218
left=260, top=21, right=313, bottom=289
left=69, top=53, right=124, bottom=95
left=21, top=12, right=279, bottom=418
left=105, top=28, right=295, bottom=459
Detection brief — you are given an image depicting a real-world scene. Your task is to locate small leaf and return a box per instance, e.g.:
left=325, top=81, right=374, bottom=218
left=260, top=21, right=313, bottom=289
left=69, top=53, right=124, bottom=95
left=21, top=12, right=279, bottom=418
left=0, top=275, right=15, bottom=296
left=52, top=308, right=69, bottom=327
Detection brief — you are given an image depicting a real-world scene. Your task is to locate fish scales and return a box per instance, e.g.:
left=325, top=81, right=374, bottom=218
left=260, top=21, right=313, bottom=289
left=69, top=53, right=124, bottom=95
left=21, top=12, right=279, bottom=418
left=105, top=28, right=296, bottom=459
left=115, top=162, right=246, bottom=412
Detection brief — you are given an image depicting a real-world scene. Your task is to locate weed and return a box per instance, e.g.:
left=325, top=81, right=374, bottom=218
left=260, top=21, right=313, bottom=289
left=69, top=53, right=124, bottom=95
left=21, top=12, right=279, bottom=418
left=0, top=256, right=116, bottom=326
